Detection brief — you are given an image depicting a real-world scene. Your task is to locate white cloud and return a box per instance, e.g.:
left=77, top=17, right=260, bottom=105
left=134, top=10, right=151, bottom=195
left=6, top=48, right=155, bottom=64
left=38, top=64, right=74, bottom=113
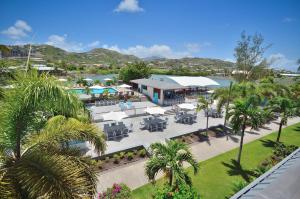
left=185, top=43, right=200, bottom=53
left=184, top=42, right=211, bottom=53
left=114, top=0, right=144, bottom=13
left=2, top=20, right=32, bottom=39
left=267, top=53, right=298, bottom=71
left=102, top=44, right=192, bottom=59
left=45, top=35, right=101, bottom=52
left=282, top=17, right=295, bottom=23
left=87, top=40, right=100, bottom=48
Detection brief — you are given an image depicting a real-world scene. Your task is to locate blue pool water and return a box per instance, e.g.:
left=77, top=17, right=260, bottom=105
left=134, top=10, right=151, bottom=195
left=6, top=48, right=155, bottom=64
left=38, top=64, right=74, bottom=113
left=69, top=88, right=118, bottom=94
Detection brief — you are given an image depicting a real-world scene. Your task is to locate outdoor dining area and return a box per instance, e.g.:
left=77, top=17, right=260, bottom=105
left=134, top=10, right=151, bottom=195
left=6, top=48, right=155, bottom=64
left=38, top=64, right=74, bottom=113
left=101, top=111, right=133, bottom=140
left=140, top=107, right=168, bottom=132
left=205, top=108, right=223, bottom=118
left=173, top=103, right=198, bottom=124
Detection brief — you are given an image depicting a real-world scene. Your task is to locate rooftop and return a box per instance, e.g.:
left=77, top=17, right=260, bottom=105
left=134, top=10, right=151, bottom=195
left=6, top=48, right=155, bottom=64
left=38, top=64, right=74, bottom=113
left=231, top=148, right=300, bottom=199
left=130, top=78, right=185, bottom=90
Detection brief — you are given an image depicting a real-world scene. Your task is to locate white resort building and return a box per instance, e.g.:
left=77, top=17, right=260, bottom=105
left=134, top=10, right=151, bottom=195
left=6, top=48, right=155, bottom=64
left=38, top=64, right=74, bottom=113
left=130, top=76, right=219, bottom=105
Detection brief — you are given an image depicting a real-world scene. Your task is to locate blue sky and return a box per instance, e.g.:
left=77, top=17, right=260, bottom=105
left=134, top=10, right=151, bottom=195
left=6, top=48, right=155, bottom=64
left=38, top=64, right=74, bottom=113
left=1, top=0, right=299, bottom=70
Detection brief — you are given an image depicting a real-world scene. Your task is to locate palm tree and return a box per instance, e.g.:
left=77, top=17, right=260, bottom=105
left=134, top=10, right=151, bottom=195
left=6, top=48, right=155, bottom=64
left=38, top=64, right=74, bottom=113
left=197, top=96, right=213, bottom=135
left=0, top=115, right=105, bottom=198
left=145, top=140, right=198, bottom=187
left=297, top=59, right=300, bottom=72
left=268, top=97, right=296, bottom=142
left=227, top=96, right=263, bottom=164
left=0, top=71, right=106, bottom=198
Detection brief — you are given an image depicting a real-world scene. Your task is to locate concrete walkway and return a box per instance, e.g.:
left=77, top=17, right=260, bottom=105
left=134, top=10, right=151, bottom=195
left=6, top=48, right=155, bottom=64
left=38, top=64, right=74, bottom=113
left=96, top=117, right=300, bottom=192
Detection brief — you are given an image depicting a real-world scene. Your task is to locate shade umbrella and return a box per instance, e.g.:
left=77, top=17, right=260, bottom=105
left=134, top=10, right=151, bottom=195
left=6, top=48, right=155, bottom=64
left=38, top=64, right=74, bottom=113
left=83, top=78, right=93, bottom=81
left=177, top=103, right=196, bottom=110
left=145, top=107, right=166, bottom=115
left=104, top=78, right=112, bottom=81
left=206, top=90, right=214, bottom=94
left=101, top=111, right=128, bottom=121
left=117, top=84, right=132, bottom=88
left=89, top=85, right=105, bottom=89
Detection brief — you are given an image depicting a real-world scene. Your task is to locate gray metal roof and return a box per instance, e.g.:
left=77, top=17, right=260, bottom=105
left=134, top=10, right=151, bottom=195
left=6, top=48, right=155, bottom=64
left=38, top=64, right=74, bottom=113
left=231, top=148, right=300, bottom=199
left=130, top=78, right=185, bottom=90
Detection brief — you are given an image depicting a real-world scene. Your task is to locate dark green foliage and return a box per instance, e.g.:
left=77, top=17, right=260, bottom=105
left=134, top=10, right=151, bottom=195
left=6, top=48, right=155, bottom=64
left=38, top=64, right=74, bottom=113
left=119, top=62, right=151, bottom=83
left=153, top=183, right=200, bottom=199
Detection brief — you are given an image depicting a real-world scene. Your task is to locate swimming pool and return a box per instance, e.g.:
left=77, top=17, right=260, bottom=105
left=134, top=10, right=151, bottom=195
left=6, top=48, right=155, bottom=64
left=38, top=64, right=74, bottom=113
left=69, top=88, right=118, bottom=94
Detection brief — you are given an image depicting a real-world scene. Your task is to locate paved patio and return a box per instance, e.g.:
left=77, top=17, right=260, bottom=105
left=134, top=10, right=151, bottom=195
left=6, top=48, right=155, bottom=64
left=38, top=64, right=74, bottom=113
left=95, top=117, right=300, bottom=193
left=85, top=101, right=222, bottom=156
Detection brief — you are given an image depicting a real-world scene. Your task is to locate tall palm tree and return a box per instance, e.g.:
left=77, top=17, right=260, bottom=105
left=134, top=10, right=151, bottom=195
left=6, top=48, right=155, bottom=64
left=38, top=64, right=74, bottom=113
left=197, top=96, right=213, bottom=135
left=145, top=140, right=198, bottom=187
left=227, top=96, right=263, bottom=164
left=0, top=71, right=106, bottom=198
left=268, top=97, right=296, bottom=142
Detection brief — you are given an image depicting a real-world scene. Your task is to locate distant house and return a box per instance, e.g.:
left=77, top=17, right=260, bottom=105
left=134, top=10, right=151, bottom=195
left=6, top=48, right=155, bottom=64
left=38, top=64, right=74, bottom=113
left=33, top=64, right=65, bottom=76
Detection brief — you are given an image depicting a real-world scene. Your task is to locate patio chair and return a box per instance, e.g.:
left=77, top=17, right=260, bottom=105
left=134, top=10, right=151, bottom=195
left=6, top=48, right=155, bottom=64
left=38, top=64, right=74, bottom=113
left=122, top=128, right=129, bottom=136
left=128, top=123, right=133, bottom=132
left=164, top=117, right=169, bottom=125
left=103, top=124, right=109, bottom=131
left=107, top=131, right=114, bottom=140
left=157, top=122, right=164, bottom=131
left=111, top=122, right=116, bottom=126
left=114, top=128, right=122, bottom=137
left=118, top=122, right=124, bottom=126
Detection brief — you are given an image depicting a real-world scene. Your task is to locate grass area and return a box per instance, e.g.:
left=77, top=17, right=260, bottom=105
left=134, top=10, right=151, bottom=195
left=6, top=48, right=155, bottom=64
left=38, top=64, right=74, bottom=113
left=132, top=122, right=300, bottom=199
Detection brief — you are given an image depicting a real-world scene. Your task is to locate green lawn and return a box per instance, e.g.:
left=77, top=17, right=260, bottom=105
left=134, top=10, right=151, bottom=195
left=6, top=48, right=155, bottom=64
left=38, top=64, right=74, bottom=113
left=132, top=122, right=300, bottom=199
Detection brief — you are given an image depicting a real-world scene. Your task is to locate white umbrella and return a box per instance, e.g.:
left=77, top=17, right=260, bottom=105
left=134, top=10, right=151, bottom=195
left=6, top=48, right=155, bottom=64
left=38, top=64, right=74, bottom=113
left=89, top=85, right=105, bottom=89
left=177, top=103, right=196, bottom=110
left=145, top=107, right=166, bottom=115
left=207, top=90, right=215, bottom=94
left=83, top=78, right=93, bottom=81
left=117, top=84, right=132, bottom=88
left=101, top=111, right=128, bottom=121
left=104, top=78, right=112, bottom=81
left=58, top=78, right=67, bottom=82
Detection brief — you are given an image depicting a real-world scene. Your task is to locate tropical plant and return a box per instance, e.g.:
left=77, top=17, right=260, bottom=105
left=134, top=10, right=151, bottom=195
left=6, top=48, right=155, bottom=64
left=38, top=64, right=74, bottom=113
left=0, top=71, right=106, bottom=198
left=153, top=182, right=200, bottom=199
left=197, top=96, right=213, bottom=135
left=119, top=62, right=151, bottom=83
left=98, top=183, right=132, bottom=199
left=227, top=96, right=264, bottom=164
left=268, top=97, right=296, bottom=142
left=0, top=115, right=106, bottom=198
left=145, top=140, right=198, bottom=187
left=233, top=31, right=271, bottom=82
left=231, top=180, right=248, bottom=194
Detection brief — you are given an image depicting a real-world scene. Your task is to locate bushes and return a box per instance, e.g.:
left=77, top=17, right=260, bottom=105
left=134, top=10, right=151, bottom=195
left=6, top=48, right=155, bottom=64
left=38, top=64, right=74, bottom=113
left=138, top=149, right=147, bottom=157
left=119, top=152, right=126, bottom=159
left=126, top=152, right=134, bottom=161
left=98, top=183, right=132, bottom=199
left=252, top=143, right=298, bottom=178
left=153, top=183, right=200, bottom=199
left=113, top=154, right=120, bottom=164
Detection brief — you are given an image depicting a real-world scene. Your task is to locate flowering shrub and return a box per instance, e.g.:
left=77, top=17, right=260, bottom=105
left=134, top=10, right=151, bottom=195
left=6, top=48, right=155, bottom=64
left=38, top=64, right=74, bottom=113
left=153, top=183, right=200, bottom=199
left=98, top=183, right=132, bottom=199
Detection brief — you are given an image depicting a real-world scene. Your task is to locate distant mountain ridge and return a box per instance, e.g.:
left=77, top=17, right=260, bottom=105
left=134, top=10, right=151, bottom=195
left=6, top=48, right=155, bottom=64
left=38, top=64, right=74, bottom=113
left=1, top=44, right=235, bottom=68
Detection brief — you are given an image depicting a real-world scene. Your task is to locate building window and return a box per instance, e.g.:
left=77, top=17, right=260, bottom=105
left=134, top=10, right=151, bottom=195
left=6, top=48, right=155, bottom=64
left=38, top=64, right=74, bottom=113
left=141, top=85, right=147, bottom=90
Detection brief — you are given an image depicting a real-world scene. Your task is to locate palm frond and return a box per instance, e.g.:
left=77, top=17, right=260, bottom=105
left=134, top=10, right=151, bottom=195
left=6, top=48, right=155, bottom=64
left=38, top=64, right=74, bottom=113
left=24, top=115, right=106, bottom=155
